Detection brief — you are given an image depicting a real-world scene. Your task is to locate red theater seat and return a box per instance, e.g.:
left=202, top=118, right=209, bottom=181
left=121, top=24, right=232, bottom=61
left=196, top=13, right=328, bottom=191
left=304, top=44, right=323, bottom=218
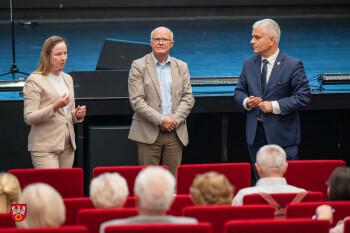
left=124, top=196, right=136, bottom=207
left=63, top=197, right=95, bottom=225
left=8, top=168, right=84, bottom=198
left=176, top=163, right=251, bottom=195
left=286, top=201, right=350, bottom=228
left=243, top=192, right=323, bottom=205
left=169, top=194, right=194, bottom=216
left=344, top=218, right=350, bottom=233
left=93, top=165, right=167, bottom=196
left=183, top=205, right=274, bottom=233
left=285, top=160, right=345, bottom=200
left=104, top=222, right=213, bottom=233
left=0, top=213, right=15, bottom=227
left=224, top=218, right=330, bottom=233
left=0, top=226, right=88, bottom=233
left=77, top=208, right=137, bottom=233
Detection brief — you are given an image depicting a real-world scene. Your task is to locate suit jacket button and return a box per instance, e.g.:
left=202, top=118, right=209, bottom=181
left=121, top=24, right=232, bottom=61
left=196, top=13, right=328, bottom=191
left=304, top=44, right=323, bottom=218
left=158, top=104, right=161, bottom=107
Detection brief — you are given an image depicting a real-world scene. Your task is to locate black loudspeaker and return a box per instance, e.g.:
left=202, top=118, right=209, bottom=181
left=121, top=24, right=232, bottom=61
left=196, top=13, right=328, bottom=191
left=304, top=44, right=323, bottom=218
left=87, top=125, right=139, bottom=181
left=69, top=70, right=129, bottom=98
left=96, top=38, right=151, bottom=70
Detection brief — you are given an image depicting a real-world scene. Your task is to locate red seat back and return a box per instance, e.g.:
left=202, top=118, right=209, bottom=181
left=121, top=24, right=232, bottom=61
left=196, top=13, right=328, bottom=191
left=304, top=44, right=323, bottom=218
left=77, top=208, right=137, bottom=233
left=176, top=163, right=251, bottom=195
left=124, top=196, right=136, bottom=207
left=224, top=218, right=330, bottom=233
left=93, top=166, right=167, bottom=196
left=243, top=192, right=323, bottom=205
left=63, top=197, right=94, bottom=225
left=344, top=218, right=350, bottom=233
left=105, top=222, right=212, bottom=233
left=169, top=194, right=194, bottom=216
left=0, top=226, right=88, bottom=233
left=286, top=201, right=350, bottom=228
left=0, top=213, right=15, bottom=227
left=8, top=168, right=84, bottom=198
left=183, top=205, right=274, bottom=233
left=285, top=160, right=345, bottom=200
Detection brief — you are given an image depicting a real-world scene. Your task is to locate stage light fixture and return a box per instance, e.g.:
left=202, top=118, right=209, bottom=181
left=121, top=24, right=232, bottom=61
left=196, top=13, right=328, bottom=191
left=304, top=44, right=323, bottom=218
left=318, top=73, right=350, bottom=85
left=190, top=76, right=239, bottom=86
left=0, top=79, right=25, bottom=91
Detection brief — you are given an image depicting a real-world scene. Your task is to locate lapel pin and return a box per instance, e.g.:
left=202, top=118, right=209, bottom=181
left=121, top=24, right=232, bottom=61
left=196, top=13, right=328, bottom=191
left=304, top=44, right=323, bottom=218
left=277, top=62, right=280, bottom=65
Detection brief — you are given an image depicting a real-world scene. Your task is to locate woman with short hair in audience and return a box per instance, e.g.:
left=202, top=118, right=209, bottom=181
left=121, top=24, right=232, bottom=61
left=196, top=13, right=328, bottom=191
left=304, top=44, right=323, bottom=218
left=315, top=167, right=350, bottom=233
left=16, top=183, right=65, bottom=228
left=190, top=171, right=234, bottom=205
left=90, top=172, right=129, bottom=208
left=0, top=173, right=21, bottom=213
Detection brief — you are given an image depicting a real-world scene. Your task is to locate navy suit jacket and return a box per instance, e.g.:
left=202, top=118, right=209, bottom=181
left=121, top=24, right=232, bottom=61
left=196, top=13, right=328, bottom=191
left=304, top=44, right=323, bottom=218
left=234, top=51, right=311, bottom=147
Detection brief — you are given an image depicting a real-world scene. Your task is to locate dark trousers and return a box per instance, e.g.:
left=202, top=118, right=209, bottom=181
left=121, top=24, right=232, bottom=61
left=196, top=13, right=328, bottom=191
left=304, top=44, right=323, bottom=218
left=248, top=121, right=298, bottom=181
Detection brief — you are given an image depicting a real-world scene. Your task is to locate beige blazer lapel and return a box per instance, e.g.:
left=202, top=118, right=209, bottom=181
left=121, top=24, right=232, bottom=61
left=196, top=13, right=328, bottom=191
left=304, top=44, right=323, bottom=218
left=145, top=54, right=162, bottom=102
left=62, top=73, right=74, bottom=111
left=170, top=57, right=181, bottom=108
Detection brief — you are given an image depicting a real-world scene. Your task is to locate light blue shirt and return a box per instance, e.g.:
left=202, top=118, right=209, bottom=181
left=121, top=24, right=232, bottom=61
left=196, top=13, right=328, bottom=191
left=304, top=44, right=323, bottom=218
left=152, top=53, right=172, bottom=126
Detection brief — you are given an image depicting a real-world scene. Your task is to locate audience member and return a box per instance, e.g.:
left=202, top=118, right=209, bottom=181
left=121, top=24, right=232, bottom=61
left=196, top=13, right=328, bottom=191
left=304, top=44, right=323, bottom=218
left=232, top=144, right=305, bottom=205
left=190, top=171, right=234, bottom=205
left=0, top=173, right=21, bottom=213
left=16, top=183, right=65, bottom=228
left=314, top=167, right=350, bottom=233
left=90, top=172, right=129, bottom=208
left=100, top=167, right=197, bottom=233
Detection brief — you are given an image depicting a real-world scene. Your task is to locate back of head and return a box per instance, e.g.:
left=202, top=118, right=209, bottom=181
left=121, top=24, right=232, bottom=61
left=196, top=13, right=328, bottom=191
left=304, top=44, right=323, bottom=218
left=252, top=18, right=281, bottom=44
left=16, top=183, right=65, bottom=228
left=0, top=173, right=21, bottom=213
left=134, top=167, right=175, bottom=213
left=190, top=171, right=234, bottom=205
left=256, top=144, right=287, bottom=177
left=90, top=172, right=129, bottom=208
left=328, top=167, right=350, bottom=201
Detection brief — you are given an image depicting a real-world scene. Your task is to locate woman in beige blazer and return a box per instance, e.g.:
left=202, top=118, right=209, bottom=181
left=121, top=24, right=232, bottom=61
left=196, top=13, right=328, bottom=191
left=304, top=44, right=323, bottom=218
left=23, top=36, right=86, bottom=168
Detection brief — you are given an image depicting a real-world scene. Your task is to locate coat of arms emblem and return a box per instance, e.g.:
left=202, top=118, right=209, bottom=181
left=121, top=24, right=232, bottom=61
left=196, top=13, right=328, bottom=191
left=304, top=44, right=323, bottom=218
left=10, top=204, right=26, bottom=222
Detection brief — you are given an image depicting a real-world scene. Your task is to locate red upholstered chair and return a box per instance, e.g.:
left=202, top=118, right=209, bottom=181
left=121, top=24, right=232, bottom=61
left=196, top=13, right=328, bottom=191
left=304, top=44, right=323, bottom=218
left=104, top=222, right=213, bottom=233
left=286, top=201, right=350, bottom=228
left=124, top=196, right=136, bottom=207
left=93, top=165, right=167, bottom=196
left=285, top=160, right=345, bottom=200
left=176, top=163, right=251, bottom=195
left=169, top=194, right=194, bottom=216
left=344, top=218, right=350, bottom=233
left=224, top=218, right=330, bottom=233
left=8, top=168, right=84, bottom=198
left=77, top=208, right=137, bottom=233
left=0, top=213, right=15, bottom=227
left=0, top=226, right=88, bottom=233
left=183, top=205, right=275, bottom=233
left=63, top=197, right=94, bottom=225
left=243, top=192, right=324, bottom=205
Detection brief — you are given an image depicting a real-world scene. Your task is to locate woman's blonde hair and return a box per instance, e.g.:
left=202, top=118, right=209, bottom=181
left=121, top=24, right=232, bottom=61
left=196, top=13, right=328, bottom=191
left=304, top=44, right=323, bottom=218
left=190, top=171, right=234, bottom=205
left=34, top=36, right=67, bottom=75
left=16, top=183, right=65, bottom=228
left=0, top=173, right=21, bottom=213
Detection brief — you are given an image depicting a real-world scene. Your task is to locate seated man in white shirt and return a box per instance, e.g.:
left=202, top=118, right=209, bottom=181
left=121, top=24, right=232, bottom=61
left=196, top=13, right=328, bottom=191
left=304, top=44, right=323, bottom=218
left=232, top=144, right=305, bottom=205
left=100, top=167, right=197, bottom=233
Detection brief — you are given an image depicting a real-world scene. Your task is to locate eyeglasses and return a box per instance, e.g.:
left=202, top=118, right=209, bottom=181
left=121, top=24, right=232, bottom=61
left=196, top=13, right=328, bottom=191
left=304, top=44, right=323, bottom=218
left=151, top=38, right=172, bottom=43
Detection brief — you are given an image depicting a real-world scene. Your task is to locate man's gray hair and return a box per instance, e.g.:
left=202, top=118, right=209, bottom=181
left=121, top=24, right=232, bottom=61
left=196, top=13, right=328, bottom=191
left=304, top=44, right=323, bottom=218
left=253, top=19, right=281, bottom=44
left=134, top=167, right=175, bottom=212
left=150, top=26, right=174, bottom=41
left=256, top=144, right=287, bottom=175
left=90, top=172, right=129, bottom=208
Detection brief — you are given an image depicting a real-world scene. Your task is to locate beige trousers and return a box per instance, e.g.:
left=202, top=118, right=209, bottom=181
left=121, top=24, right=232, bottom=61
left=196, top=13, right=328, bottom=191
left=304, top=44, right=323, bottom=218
left=30, top=125, right=74, bottom=168
left=137, top=130, right=183, bottom=178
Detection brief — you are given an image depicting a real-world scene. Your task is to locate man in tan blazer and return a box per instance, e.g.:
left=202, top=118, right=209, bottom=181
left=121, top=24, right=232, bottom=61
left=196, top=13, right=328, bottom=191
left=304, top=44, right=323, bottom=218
left=128, top=27, right=195, bottom=178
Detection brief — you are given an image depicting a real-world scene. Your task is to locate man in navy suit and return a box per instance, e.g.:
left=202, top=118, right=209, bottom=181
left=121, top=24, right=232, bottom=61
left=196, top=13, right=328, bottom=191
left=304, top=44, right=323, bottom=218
left=234, top=19, right=311, bottom=180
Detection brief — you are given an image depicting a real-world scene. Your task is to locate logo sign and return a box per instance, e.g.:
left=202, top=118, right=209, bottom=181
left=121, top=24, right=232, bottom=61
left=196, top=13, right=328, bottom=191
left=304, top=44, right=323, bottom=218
left=10, top=204, right=26, bottom=222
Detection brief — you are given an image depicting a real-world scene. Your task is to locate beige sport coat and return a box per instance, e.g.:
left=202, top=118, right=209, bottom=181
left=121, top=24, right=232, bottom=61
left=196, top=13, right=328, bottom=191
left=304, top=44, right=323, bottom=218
left=23, top=72, right=82, bottom=152
left=128, top=53, right=195, bottom=146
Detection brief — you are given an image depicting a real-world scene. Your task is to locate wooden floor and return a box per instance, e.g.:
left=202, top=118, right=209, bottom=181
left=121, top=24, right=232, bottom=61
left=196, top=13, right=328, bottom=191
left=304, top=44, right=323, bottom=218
left=0, top=17, right=349, bottom=96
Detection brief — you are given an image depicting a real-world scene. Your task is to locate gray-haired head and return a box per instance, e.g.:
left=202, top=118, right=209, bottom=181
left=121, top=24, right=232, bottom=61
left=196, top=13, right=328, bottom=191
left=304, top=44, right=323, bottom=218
left=256, top=144, right=287, bottom=176
left=134, top=167, right=175, bottom=213
left=253, top=19, right=281, bottom=44
left=150, top=26, right=174, bottom=41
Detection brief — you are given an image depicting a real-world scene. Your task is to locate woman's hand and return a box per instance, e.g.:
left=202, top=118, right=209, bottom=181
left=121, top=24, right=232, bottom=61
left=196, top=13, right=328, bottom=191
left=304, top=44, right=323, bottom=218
left=52, top=93, right=70, bottom=111
left=75, top=105, right=86, bottom=119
